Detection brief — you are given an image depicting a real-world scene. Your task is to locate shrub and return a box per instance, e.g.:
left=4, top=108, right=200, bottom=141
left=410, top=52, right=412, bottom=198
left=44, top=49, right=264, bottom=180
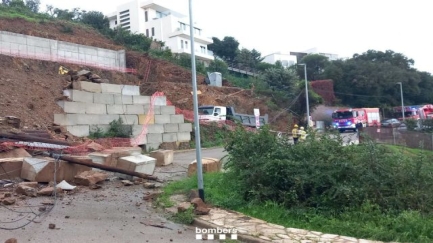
left=224, top=125, right=433, bottom=213
left=89, top=118, right=131, bottom=138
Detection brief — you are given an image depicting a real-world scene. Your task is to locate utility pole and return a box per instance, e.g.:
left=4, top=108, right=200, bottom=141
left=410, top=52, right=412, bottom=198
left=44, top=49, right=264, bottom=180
left=298, top=64, right=310, bottom=128
left=397, top=82, right=405, bottom=121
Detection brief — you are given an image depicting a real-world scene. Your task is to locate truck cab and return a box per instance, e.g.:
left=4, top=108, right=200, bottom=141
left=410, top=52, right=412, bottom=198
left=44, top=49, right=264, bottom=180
left=198, top=106, right=227, bottom=121
left=332, top=109, right=365, bottom=132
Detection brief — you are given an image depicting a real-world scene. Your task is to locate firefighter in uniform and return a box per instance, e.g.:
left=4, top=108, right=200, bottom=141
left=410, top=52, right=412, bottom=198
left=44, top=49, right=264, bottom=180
left=292, top=124, right=299, bottom=144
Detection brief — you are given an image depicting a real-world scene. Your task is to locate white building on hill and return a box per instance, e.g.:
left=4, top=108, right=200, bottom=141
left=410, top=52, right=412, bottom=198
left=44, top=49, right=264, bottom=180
left=107, top=0, right=214, bottom=63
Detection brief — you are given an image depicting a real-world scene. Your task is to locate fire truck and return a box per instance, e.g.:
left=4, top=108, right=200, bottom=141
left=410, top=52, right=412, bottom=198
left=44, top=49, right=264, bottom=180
left=393, top=104, right=433, bottom=120
left=332, top=108, right=381, bottom=133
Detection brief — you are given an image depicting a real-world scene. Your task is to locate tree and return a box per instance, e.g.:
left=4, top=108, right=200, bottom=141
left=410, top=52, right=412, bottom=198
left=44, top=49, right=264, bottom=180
left=207, top=59, right=228, bottom=76
left=25, top=0, right=39, bottom=13
left=298, top=54, right=330, bottom=81
left=80, top=11, right=109, bottom=30
left=260, top=67, right=298, bottom=92
left=208, top=36, right=239, bottom=63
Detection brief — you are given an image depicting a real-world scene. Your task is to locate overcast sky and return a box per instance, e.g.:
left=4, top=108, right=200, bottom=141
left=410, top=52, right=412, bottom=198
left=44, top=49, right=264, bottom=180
left=39, top=0, right=432, bottom=73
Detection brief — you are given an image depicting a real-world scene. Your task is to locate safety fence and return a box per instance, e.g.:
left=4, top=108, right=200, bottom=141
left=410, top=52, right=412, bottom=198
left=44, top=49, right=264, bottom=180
left=362, top=127, right=433, bottom=151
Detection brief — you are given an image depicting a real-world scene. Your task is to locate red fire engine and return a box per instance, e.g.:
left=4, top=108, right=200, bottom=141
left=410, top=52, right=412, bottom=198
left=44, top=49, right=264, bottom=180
left=332, top=108, right=381, bottom=132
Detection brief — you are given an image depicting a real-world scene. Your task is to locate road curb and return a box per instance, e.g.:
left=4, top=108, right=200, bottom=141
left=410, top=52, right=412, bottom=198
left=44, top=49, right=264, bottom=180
left=193, top=218, right=268, bottom=243
left=173, top=146, right=224, bottom=154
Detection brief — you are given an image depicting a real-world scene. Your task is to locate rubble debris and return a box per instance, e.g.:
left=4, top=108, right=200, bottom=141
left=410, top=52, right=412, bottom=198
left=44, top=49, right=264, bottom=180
left=18, top=181, right=38, bottom=188
left=49, top=223, right=56, bottom=229
left=0, top=132, right=72, bottom=146
left=37, top=187, right=62, bottom=196
left=140, top=221, right=173, bottom=230
left=143, top=191, right=162, bottom=201
left=16, top=185, right=37, bottom=197
left=188, top=189, right=199, bottom=202
left=56, top=180, right=76, bottom=190
left=0, top=116, right=21, bottom=128
left=4, top=238, right=18, bottom=243
left=39, top=206, right=47, bottom=212
left=191, top=198, right=210, bottom=215
left=177, top=202, right=191, bottom=213
left=143, top=182, right=155, bottom=189
left=41, top=199, right=55, bottom=205
left=74, top=170, right=108, bottom=186
left=2, top=197, right=16, bottom=205
left=121, top=180, right=133, bottom=186
left=86, top=141, right=105, bottom=152
left=89, top=184, right=102, bottom=190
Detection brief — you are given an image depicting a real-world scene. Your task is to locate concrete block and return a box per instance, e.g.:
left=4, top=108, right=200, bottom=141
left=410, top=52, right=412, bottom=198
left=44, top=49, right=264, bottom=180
left=88, top=152, right=116, bottom=167
left=0, top=159, right=23, bottom=179
left=54, top=114, right=76, bottom=126
left=114, top=95, right=133, bottom=105
left=160, top=106, right=176, bottom=115
left=73, top=114, right=99, bottom=125
left=164, top=124, right=179, bottom=133
left=177, top=132, right=192, bottom=142
left=147, top=124, right=164, bottom=134
left=20, top=157, right=52, bottom=182
left=73, top=81, right=101, bottom=93
left=170, top=114, right=185, bottom=124
left=152, top=105, right=161, bottom=115
left=66, top=125, right=89, bottom=137
left=57, top=101, right=87, bottom=114
left=145, top=143, right=160, bottom=152
left=64, top=89, right=94, bottom=103
left=149, top=150, right=174, bottom=166
left=154, top=114, right=171, bottom=124
left=94, top=93, right=115, bottom=104
left=98, top=115, right=121, bottom=125
left=131, top=125, right=145, bottom=136
left=106, top=104, right=127, bottom=114
left=154, top=96, right=167, bottom=106
left=122, top=85, right=140, bottom=95
left=89, top=125, right=110, bottom=133
left=117, top=155, right=156, bottom=175
left=187, top=158, right=221, bottom=177
left=147, top=133, right=163, bottom=143
left=86, top=103, right=107, bottom=114
left=119, top=115, right=139, bottom=125
left=126, top=105, right=145, bottom=114
left=163, top=133, right=178, bottom=142
left=101, top=83, right=124, bottom=94
left=130, top=134, right=147, bottom=145
left=132, top=95, right=150, bottom=104
left=179, top=123, right=193, bottom=132
left=138, top=114, right=155, bottom=125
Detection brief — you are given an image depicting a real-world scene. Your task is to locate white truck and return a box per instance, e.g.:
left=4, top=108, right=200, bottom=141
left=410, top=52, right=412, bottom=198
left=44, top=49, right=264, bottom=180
left=198, top=106, right=268, bottom=127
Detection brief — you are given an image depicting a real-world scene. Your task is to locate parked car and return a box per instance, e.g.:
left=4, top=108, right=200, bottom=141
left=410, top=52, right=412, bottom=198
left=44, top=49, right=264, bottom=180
left=381, top=118, right=401, bottom=127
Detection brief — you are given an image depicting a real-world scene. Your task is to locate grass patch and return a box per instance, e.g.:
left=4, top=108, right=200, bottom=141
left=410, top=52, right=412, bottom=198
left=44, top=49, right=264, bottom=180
left=172, top=207, right=195, bottom=224
left=160, top=172, right=433, bottom=242
left=382, top=144, right=433, bottom=157
left=0, top=5, right=50, bottom=22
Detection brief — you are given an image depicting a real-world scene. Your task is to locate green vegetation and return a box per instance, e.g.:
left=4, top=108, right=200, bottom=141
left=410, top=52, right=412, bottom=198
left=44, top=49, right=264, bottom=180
left=161, top=126, right=433, bottom=242
left=190, top=122, right=231, bottom=148
left=89, top=118, right=131, bottom=139
left=172, top=207, right=195, bottom=224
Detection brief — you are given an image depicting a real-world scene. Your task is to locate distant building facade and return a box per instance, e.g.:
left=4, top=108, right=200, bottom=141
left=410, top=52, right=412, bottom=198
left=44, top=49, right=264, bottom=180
left=262, top=52, right=297, bottom=68
left=107, top=0, right=214, bottom=62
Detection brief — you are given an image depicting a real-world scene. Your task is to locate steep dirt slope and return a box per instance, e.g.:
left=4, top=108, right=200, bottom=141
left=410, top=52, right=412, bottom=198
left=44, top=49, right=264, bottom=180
left=0, top=17, right=290, bottom=131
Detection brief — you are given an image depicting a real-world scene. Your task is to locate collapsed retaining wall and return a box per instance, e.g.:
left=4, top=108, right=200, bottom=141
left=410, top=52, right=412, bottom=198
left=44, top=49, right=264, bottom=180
left=54, top=81, right=192, bottom=150
left=0, top=31, right=126, bottom=71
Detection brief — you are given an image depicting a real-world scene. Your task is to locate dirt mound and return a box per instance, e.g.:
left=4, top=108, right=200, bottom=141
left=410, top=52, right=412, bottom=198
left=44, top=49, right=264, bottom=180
left=0, top=18, right=291, bottom=132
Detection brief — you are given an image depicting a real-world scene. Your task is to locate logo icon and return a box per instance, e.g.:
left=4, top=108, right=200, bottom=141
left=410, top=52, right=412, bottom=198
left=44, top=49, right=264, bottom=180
left=195, top=227, right=237, bottom=240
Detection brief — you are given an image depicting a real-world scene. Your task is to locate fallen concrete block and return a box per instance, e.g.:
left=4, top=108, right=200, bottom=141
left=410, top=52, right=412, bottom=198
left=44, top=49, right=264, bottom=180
left=18, top=182, right=38, bottom=188
left=116, top=154, right=156, bottom=180
left=2, top=197, right=16, bottom=205
left=21, top=157, right=91, bottom=182
left=0, top=148, right=31, bottom=179
left=74, top=170, right=108, bottom=186
left=149, top=150, right=173, bottom=167
left=187, top=158, right=222, bottom=177
left=88, top=152, right=116, bottom=167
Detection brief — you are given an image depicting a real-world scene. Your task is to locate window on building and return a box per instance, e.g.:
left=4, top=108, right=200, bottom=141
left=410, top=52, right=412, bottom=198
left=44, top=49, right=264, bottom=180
left=180, top=22, right=186, bottom=31
left=120, top=9, right=129, bottom=15
left=156, top=11, right=162, bottom=18
left=115, top=20, right=117, bottom=25
left=145, top=11, right=148, bottom=22
left=151, top=27, right=155, bottom=36
left=194, top=28, right=201, bottom=35
left=200, top=46, right=206, bottom=53
left=181, top=40, right=184, bottom=49
left=146, top=29, right=149, bottom=37
left=185, top=41, right=188, bottom=49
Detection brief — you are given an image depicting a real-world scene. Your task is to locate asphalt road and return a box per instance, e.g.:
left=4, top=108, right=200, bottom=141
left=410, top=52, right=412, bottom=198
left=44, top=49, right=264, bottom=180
left=0, top=147, right=228, bottom=243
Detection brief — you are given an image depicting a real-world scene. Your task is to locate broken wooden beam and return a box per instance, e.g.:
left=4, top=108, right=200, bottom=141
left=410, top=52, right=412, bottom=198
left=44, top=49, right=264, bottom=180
left=44, top=152, right=159, bottom=181
left=0, top=133, right=72, bottom=146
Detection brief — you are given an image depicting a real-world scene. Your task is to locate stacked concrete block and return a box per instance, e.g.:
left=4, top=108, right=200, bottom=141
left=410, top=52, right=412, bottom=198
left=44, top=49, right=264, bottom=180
left=55, top=82, right=190, bottom=147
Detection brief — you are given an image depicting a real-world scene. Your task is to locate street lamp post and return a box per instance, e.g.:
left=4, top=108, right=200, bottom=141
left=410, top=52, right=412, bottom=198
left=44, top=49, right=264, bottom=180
left=298, top=64, right=310, bottom=129
left=189, top=0, right=205, bottom=201
left=397, top=82, right=405, bottom=121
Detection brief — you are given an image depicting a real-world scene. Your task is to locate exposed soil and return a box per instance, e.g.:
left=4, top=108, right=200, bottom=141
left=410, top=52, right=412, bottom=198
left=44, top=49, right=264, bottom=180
left=0, top=17, right=290, bottom=133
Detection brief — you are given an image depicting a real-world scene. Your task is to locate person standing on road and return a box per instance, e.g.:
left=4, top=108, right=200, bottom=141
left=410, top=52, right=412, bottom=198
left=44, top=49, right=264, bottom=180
left=299, top=126, right=307, bottom=142
left=292, top=124, right=299, bottom=144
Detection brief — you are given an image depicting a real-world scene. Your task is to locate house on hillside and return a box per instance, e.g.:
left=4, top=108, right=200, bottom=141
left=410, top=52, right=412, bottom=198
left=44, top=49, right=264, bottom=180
left=107, top=0, right=214, bottom=64
left=262, top=52, right=297, bottom=68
